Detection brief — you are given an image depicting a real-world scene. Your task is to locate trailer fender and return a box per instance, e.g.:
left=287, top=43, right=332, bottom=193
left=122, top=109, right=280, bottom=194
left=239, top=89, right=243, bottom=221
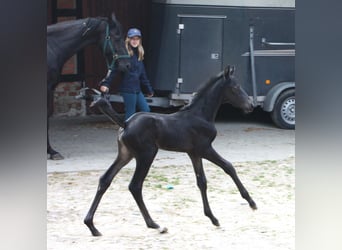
left=263, top=82, right=295, bottom=112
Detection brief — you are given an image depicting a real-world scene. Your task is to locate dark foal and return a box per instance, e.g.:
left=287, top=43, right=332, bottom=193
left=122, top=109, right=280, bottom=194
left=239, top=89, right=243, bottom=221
left=47, top=13, right=130, bottom=160
left=84, top=65, right=257, bottom=236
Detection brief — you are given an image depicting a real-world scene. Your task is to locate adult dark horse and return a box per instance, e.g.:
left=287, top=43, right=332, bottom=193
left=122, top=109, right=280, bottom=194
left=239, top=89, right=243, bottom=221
left=47, top=13, right=130, bottom=160
left=84, top=66, right=257, bottom=236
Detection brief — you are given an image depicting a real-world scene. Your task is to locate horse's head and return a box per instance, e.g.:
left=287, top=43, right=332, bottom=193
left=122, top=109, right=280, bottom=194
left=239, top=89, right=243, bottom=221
left=100, top=13, right=130, bottom=73
left=221, top=66, right=254, bottom=114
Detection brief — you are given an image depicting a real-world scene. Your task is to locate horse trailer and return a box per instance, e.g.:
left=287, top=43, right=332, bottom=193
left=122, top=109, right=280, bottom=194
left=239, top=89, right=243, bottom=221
left=106, top=0, right=295, bottom=129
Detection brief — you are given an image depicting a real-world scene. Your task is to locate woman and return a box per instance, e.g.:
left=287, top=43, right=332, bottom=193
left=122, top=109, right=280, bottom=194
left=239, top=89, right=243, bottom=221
left=99, top=28, right=154, bottom=120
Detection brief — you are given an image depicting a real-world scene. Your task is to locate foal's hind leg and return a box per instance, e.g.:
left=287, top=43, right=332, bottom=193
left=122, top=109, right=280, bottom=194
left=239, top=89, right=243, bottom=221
left=128, top=149, right=167, bottom=233
left=188, top=153, right=220, bottom=226
left=204, top=147, right=257, bottom=210
left=84, top=141, right=133, bottom=236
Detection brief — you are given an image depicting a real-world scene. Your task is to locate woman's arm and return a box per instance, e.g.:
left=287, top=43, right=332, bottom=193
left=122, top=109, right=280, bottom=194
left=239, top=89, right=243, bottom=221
left=139, top=63, right=154, bottom=96
left=99, top=68, right=117, bottom=93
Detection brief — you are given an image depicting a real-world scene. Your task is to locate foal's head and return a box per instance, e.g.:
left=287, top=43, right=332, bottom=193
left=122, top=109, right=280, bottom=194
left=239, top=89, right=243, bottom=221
left=221, top=66, right=254, bottom=113
left=99, top=13, right=130, bottom=72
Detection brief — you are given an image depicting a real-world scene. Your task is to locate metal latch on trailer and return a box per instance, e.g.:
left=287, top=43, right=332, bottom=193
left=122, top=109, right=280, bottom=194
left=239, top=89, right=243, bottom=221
left=177, top=24, right=184, bottom=34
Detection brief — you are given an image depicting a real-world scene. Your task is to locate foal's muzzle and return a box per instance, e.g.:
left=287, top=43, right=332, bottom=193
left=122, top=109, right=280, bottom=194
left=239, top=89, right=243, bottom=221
left=245, top=104, right=254, bottom=114
left=243, top=98, right=254, bottom=114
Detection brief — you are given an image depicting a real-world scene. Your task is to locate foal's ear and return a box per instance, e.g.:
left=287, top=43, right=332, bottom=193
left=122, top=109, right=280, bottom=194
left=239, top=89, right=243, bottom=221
left=224, top=65, right=235, bottom=79
left=229, top=66, right=235, bottom=76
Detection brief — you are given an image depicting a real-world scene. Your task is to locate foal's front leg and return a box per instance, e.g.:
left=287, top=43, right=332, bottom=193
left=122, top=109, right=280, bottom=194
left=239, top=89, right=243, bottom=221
left=188, top=153, right=220, bottom=226
left=204, top=147, right=257, bottom=210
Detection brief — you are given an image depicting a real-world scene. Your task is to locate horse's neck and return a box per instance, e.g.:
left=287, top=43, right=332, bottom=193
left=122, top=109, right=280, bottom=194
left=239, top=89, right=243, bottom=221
left=185, top=82, right=224, bottom=122
left=48, top=19, right=102, bottom=66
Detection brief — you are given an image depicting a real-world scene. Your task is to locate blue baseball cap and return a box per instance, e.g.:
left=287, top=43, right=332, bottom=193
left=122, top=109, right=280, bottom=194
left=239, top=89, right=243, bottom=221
left=127, top=28, right=142, bottom=38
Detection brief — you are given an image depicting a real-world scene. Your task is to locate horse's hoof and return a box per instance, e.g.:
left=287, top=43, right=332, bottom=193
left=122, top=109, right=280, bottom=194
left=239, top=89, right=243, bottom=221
left=49, top=153, right=64, bottom=160
left=158, top=227, right=168, bottom=234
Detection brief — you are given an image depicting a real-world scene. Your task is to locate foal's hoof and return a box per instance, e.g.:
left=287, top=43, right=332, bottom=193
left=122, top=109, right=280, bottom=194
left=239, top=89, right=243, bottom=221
left=49, top=152, right=64, bottom=160
left=250, top=201, right=258, bottom=210
left=91, top=230, right=102, bottom=237
left=212, top=219, right=220, bottom=227
left=158, top=227, right=168, bottom=234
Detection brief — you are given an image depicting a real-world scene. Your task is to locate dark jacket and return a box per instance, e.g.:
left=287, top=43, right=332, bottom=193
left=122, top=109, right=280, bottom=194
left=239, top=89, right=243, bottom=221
left=100, top=48, right=153, bottom=94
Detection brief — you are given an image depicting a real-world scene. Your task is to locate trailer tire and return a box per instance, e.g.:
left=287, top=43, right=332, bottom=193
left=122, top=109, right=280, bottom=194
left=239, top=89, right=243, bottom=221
left=270, top=89, right=295, bottom=129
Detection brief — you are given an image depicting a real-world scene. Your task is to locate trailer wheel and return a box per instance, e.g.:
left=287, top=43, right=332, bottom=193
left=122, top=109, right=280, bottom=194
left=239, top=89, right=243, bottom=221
left=270, top=89, right=295, bottom=129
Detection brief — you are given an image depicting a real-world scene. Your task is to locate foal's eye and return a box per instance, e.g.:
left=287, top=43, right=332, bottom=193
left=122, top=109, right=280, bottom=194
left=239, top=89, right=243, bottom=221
left=231, top=85, right=240, bottom=94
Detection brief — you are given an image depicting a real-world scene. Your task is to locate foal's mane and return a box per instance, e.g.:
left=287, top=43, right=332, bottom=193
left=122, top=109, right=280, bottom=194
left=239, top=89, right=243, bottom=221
left=180, top=72, right=224, bottom=111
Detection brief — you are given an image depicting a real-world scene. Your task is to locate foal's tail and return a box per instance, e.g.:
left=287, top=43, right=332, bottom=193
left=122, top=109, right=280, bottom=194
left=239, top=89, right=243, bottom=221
left=90, top=97, right=126, bottom=128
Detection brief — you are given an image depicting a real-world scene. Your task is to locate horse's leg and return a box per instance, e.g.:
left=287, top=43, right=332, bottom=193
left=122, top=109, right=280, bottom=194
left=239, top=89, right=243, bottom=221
left=84, top=141, right=133, bottom=236
left=203, top=147, right=257, bottom=210
left=47, top=119, right=63, bottom=160
left=47, top=88, right=63, bottom=160
left=188, top=153, right=220, bottom=226
left=128, top=148, right=167, bottom=233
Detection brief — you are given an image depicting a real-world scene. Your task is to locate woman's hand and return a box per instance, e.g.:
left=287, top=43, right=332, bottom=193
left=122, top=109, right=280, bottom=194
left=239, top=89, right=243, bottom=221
left=100, top=85, right=109, bottom=93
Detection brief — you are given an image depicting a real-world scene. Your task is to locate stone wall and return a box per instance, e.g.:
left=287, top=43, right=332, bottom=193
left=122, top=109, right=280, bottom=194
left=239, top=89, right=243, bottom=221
left=53, top=81, right=86, bottom=117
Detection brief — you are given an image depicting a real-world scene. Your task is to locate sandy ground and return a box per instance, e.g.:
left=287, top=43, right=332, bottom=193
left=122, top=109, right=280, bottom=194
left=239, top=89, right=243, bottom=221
left=47, top=114, right=295, bottom=250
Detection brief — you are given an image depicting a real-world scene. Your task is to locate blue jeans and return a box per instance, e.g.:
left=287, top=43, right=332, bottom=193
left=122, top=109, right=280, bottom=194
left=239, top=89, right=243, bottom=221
left=121, top=92, right=150, bottom=120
